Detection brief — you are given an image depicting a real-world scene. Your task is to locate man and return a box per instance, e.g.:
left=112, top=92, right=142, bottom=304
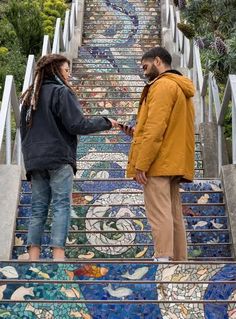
left=124, top=47, right=195, bottom=261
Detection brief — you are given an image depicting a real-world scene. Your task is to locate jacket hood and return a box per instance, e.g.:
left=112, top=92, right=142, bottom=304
left=159, top=71, right=195, bottom=98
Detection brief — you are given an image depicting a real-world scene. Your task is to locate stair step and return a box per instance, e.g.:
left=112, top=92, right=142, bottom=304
left=17, top=205, right=226, bottom=218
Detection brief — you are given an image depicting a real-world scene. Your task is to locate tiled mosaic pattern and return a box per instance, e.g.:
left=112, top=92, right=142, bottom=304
left=0, top=262, right=236, bottom=318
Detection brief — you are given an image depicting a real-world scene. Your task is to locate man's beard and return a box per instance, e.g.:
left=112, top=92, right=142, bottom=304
left=145, top=65, right=159, bottom=81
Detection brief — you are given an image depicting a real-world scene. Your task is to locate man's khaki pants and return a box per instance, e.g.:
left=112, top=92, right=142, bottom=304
left=143, top=176, right=187, bottom=261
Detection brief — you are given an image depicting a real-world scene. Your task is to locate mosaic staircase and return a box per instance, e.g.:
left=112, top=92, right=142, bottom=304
left=1, top=0, right=236, bottom=318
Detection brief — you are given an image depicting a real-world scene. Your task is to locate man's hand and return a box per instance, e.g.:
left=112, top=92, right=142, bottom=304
left=135, top=169, right=147, bottom=185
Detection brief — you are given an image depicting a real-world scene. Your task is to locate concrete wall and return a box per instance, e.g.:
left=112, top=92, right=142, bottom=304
left=199, top=122, right=219, bottom=178
left=221, top=165, right=236, bottom=258
left=0, top=165, right=22, bottom=259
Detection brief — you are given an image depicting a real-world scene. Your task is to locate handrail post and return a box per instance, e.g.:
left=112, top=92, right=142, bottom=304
left=6, top=104, right=11, bottom=164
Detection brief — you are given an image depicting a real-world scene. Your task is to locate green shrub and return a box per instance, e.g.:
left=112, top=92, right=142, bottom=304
left=6, top=0, right=44, bottom=55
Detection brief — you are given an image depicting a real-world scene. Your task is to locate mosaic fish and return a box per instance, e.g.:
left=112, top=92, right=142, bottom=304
left=65, top=265, right=108, bottom=279
left=0, top=285, right=6, bottom=300
left=60, top=286, right=80, bottom=299
left=135, top=246, right=148, bottom=258
left=192, top=221, right=208, bottom=229
left=0, top=309, right=11, bottom=317
left=121, top=267, right=149, bottom=280
left=0, top=266, right=18, bottom=279
left=66, top=238, right=77, bottom=245
left=29, top=267, right=50, bottom=279
left=70, top=310, right=92, bottom=318
left=103, top=283, right=133, bottom=299
left=133, top=219, right=144, bottom=231
left=25, top=303, right=54, bottom=319
left=78, top=251, right=95, bottom=259
left=10, top=286, right=34, bottom=300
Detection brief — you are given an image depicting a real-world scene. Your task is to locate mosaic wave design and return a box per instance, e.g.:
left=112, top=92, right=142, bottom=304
left=0, top=262, right=236, bottom=318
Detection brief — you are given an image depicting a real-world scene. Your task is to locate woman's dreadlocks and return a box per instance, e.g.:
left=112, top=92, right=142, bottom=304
left=21, top=54, right=74, bottom=127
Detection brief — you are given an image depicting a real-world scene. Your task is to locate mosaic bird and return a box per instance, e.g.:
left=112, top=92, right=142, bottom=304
left=65, top=265, right=108, bottom=279
left=0, top=266, right=18, bottom=279
left=211, top=219, right=223, bottom=229
left=29, top=267, right=50, bottom=279
left=121, top=267, right=149, bottom=280
left=103, top=283, right=133, bottom=299
left=197, top=194, right=209, bottom=204
left=25, top=303, right=54, bottom=319
left=10, top=286, right=34, bottom=300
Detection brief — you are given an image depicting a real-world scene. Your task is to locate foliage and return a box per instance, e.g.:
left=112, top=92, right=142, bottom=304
left=178, top=0, right=236, bottom=140
left=0, top=42, right=26, bottom=99
left=0, top=0, right=68, bottom=100
left=179, top=0, right=236, bottom=84
left=177, top=22, right=195, bottom=39
left=6, top=0, right=44, bottom=56
left=39, top=0, right=68, bottom=39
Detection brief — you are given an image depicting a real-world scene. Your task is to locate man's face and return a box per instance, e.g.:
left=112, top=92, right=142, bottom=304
left=141, top=58, right=160, bottom=81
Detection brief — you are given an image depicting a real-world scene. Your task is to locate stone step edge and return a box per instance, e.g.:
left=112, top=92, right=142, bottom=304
left=13, top=242, right=231, bottom=249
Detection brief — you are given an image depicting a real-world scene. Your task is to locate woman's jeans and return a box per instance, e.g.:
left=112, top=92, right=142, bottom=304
left=27, top=164, right=74, bottom=249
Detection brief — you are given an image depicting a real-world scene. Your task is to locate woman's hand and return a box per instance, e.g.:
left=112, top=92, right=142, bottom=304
left=107, top=118, right=120, bottom=128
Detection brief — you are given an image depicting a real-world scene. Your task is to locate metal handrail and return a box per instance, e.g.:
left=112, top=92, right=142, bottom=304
left=165, top=0, right=236, bottom=174
left=0, top=0, right=81, bottom=165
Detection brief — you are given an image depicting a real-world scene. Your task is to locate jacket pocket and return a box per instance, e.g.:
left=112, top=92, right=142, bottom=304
left=130, top=136, right=143, bottom=165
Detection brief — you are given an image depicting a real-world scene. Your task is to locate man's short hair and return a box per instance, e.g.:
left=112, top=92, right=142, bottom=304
left=141, top=47, right=172, bottom=66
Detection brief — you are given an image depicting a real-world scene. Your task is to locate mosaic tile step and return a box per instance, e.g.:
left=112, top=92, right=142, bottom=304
left=78, top=100, right=140, bottom=109
left=76, top=142, right=201, bottom=154
left=73, top=67, right=143, bottom=73
left=78, top=105, right=139, bottom=113
left=82, top=41, right=159, bottom=46
left=15, top=215, right=229, bottom=231
left=82, top=35, right=160, bottom=40
left=73, top=64, right=143, bottom=70
left=74, top=69, right=144, bottom=75
left=1, top=261, right=235, bottom=319
left=17, top=204, right=226, bottom=218
left=12, top=240, right=232, bottom=259
left=77, top=132, right=200, bottom=143
left=73, top=79, right=145, bottom=86
left=75, top=92, right=141, bottom=99
left=19, top=191, right=223, bottom=206
left=72, top=75, right=145, bottom=81
left=21, top=179, right=220, bottom=193
left=14, top=230, right=231, bottom=246
left=72, top=87, right=144, bottom=92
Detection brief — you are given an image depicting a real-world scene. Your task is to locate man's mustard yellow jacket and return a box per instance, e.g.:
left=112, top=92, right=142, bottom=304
left=126, top=71, right=195, bottom=182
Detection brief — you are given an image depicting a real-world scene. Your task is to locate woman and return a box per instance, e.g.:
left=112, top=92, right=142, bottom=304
left=20, top=54, right=118, bottom=260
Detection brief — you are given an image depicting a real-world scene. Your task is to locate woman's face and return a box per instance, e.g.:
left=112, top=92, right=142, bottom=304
left=60, top=62, right=70, bottom=83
